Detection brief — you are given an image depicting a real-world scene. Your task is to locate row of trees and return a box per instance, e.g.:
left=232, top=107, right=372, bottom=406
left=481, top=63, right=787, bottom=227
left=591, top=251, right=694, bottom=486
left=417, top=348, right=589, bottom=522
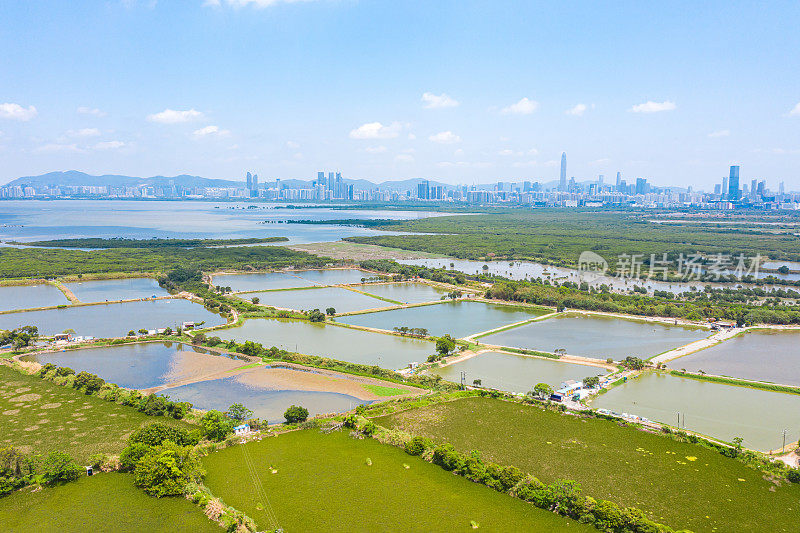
left=0, top=326, right=38, bottom=350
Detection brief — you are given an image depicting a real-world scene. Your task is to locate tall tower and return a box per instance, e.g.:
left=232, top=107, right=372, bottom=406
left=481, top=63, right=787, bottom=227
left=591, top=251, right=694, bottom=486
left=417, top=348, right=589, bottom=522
left=559, top=152, right=567, bottom=191
left=728, top=165, right=740, bottom=201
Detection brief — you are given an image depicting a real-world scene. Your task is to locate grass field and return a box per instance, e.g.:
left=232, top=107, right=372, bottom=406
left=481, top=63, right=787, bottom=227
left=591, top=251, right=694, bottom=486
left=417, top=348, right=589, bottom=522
left=0, top=365, right=193, bottom=463
left=361, top=384, right=410, bottom=396
left=202, top=429, right=594, bottom=532
left=373, top=396, right=800, bottom=533
left=0, top=473, right=217, bottom=533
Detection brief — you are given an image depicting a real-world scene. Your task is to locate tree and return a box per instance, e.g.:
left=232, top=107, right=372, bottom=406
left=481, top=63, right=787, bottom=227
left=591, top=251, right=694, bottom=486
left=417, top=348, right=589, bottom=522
left=133, top=441, right=204, bottom=497
left=325, top=307, right=336, bottom=316
left=200, top=410, right=234, bottom=441
left=251, top=297, right=260, bottom=304
left=621, top=356, right=645, bottom=370
left=583, top=376, right=600, bottom=389
left=41, top=452, right=83, bottom=484
left=307, top=309, right=326, bottom=322
left=435, top=334, right=456, bottom=356
left=138, top=328, right=148, bottom=335
left=284, top=405, right=309, bottom=424
left=129, top=422, right=195, bottom=447
left=531, top=383, right=553, bottom=399
left=226, top=403, right=253, bottom=423
left=73, top=371, right=105, bottom=394
left=473, top=379, right=482, bottom=387
left=127, top=330, right=135, bottom=337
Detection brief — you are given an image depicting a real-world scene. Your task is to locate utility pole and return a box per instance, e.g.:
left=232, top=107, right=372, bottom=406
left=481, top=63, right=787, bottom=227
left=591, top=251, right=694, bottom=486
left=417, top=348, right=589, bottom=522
left=460, top=371, right=466, bottom=390
left=783, top=428, right=788, bottom=451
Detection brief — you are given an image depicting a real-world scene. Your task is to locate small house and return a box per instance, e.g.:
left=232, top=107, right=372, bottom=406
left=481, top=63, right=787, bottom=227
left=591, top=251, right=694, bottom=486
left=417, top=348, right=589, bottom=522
left=53, top=333, right=72, bottom=342
left=182, top=321, right=195, bottom=330
left=233, top=424, right=251, bottom=436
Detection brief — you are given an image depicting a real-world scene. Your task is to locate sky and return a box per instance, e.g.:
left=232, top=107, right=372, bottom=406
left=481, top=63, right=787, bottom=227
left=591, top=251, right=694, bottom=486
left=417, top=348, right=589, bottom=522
left=0, top=0, right=799, bottom=189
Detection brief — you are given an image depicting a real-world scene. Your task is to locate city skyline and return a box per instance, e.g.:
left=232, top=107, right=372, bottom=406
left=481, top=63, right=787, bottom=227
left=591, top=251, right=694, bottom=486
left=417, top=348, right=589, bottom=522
left=1, top=1, right=799, bottom=187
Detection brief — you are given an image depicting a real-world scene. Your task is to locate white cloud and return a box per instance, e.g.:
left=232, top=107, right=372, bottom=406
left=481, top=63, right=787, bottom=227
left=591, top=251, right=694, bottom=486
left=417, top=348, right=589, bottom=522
left=34, top=143, right=80, bottom=154
left=590, top=157, right=611, bottom=165
left=566, top=103, right=587, bottom=116
left=511, top=160, right=539, bottom=168
left=498, top=149, right=522, bottom=156
left=789, top=102, right=800, bottom=116
left=407, top=133, right=416, bottom=140
left=349, top=121, right=402, bottom=140
left=708, top=129, right=730, bottom=138
left=528, top=148, right=539, bottom=155
left=193, top=125, right=230, bottom=137
left=94, top=140, right=126, bottom=150
left=205, top=0, right=317, bottom=8
left=286, top=140, right=300, bottom=149
left=501, top=97, right=538, bottom=115
left=67, top=128, right=101, bottom=138
left=365, top=145, right=387, bottom=154
left=0, top=103, right=37, bottom=121
left=630, top=100, right=676, bottom=113
left=395, top=154, right=414, bottom=163
left=421, top=92, right=459, bottom=109
left=77, top=106, right=106, bottom=117
left=429, top=131, right=461, bottom=144
left=147, top=108, right=204, bottom=124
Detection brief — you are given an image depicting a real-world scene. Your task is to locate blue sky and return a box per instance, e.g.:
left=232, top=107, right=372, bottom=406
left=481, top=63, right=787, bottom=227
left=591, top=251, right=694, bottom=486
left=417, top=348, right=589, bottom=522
left=1, top=0, right=798, bottom=188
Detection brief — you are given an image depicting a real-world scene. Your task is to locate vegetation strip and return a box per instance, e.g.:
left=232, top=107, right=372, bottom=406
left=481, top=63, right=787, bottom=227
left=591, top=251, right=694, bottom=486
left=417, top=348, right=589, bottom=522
left=669, top=370, right=800, bottom=395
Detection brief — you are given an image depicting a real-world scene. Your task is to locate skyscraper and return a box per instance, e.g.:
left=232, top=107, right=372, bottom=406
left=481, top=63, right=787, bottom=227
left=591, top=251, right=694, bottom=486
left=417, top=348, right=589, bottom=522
left=559, top=152, right=567, bottom=191
left=722, top=176, right=728, bottom=199
left=417, top=180, right=430, bottom=200
left=727, top=165, right=740, bottom=201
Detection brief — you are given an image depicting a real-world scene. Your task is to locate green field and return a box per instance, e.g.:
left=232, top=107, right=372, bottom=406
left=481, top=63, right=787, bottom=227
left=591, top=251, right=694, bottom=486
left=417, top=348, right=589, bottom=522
left=345, top=210, right=800, bottom=266
left=0, top=473, right=217, bottom=533
left=373, top=396, right=800, bottom=533
left=361, top=384, right=410, bottom=396
left=202, top=428, right=594, bottom=532
left=0, top=365, right=193, bottom=463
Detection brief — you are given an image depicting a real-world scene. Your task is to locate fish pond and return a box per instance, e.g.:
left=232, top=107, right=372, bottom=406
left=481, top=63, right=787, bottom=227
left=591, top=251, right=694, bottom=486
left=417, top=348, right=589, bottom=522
left=0, top=283, right=68, bottom=312
left=338, top=300, right=545, bottom=338
left=480, top=313, right=709, bottom=359
left=214, top=268, right=378, bottom=292
left=591, top=372, right=800, bottom=451
left=431, top=351, right=604, bottom=393
left=244, top=286, right=387, bottom=313
left=159, top=374, right=367, bottom=423
left=670, top=329, right=800, bottom=386
left=0, top=299, right=224, bottom=337
left=212, top=318, right=435, bottom=369
left=359, top=282, right=450, bottom=304
left=26, top=342, right=245, bottom=389
left=64, top=277, right=167, bottom=302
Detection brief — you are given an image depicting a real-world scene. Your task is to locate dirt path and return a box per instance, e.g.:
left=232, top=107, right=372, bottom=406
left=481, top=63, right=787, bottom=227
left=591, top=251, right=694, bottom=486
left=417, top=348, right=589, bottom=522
left=650, top=326, right=744, bottom=365
left=436, top=347, right=616, bottom=372
left=53, top=282, right=80, bottom=304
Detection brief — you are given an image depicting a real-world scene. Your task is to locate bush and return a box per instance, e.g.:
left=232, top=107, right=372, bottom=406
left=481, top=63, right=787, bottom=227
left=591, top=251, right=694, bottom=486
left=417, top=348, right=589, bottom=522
left=362, top=421, right=377, bottom=436
left=129, top=423, right=196, bottom=447
left=787, top=468, right=800, bottom=483
left=133, top=441, right=204, bottom=497
left=55, top=367, right=75, bottom=377
left=120, top=442, right=150, bottom=472
left=404, top=436, right=427, bottom=456
left=41, top=452, right=83, bottom=484
left=283, top=405, right=309, bottom=424
left=200, top=410, right=234, bottom=442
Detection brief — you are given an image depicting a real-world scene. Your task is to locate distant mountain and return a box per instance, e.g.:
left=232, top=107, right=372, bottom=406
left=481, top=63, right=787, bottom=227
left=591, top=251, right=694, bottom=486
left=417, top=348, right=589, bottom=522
left=7, top=171, right=239, bottom=189
left=6, top=171, right=455, bottom=194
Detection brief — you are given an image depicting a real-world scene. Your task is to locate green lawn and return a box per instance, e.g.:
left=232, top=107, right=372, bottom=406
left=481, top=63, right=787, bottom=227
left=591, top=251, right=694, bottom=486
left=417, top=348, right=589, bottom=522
left=373, top=396, right=800, bottom=533
left=0, top=473, right=217, bottom=533
left=361, top=383, right=410, bottom=396
left=202, top=429, right=594, bottom=532
left=0, top=365, right=193, bottom=463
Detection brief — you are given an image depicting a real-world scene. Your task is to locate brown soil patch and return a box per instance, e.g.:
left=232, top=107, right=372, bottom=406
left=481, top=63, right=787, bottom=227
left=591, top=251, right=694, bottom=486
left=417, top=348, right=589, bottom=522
left=2, top=409, right=20, bottom=415
left=40, top=403, right=62, bottom=409
left=9, top=393, right=41, bottom=403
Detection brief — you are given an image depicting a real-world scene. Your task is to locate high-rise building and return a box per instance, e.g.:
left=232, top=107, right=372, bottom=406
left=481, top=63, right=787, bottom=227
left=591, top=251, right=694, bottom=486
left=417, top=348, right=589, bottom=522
left=780, top=181, right=785, bottom=195
left=559, top=153, right=567, bottom=191
left=721, top=176, right=728, bottom=199
left=728, top=165, right=740, bottom=201
left=635, top=177, right=648, bottom=195
left=246, top=172, right=253, bottom=190
left=615, top=172, right=621, bottom=188
left=417, top=180, right=430, bottom=200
